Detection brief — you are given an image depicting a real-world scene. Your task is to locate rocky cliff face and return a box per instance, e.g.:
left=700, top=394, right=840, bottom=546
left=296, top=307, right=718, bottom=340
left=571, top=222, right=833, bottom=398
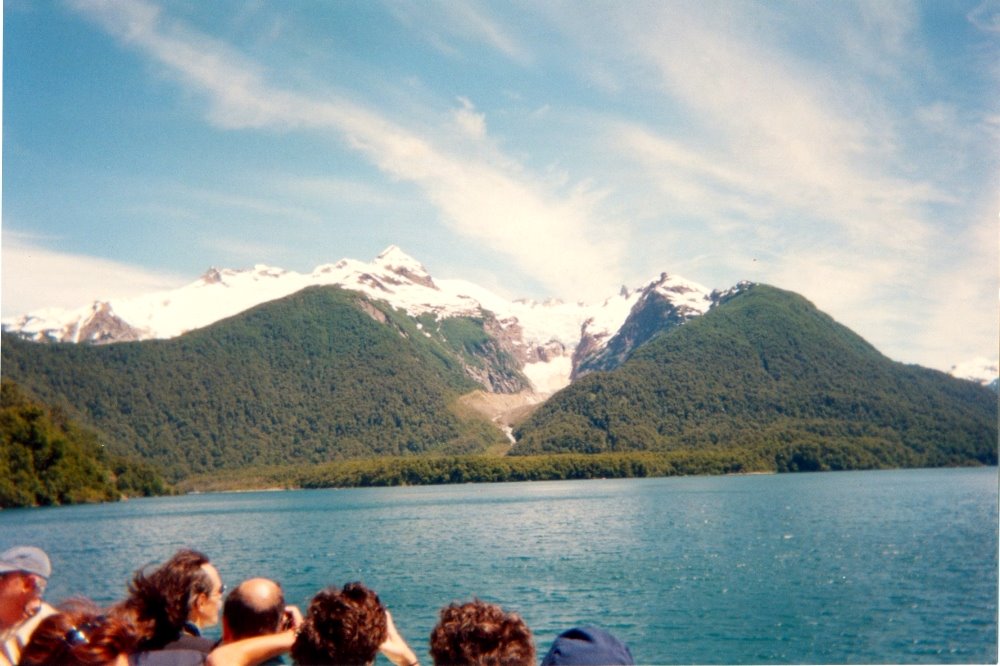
left=461, top=312, right=531, bottom=394
left=29, top=301, right=146, bottom=344
left=573, top=273, right=716, bottom=378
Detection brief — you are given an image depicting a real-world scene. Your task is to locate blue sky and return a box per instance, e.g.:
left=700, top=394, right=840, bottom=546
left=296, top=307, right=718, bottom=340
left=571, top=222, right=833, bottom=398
left=2, top=0, right=997, bottom=373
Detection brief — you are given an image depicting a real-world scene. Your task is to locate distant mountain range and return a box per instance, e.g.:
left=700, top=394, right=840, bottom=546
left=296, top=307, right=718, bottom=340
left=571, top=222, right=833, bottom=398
left=1, top=247, right=995, bottom=484
left=8, top=246, right=994, bottom=391
left=2, top=280, right=996, bottom=481
left=3, top=246, right=721, bottom=394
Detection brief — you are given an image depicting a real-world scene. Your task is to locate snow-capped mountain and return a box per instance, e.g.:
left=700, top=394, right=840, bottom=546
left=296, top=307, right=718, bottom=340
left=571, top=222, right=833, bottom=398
left=5, top=246, right=996, bottom=393
left=2, top=246, right=717, bottom=394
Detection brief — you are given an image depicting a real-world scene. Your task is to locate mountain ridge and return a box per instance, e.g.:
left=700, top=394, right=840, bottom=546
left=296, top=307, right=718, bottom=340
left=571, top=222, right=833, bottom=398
left=2, top=246, right=717, bottom=394
left=3, top=246, right=996, bottom=389
left=514, top=284, right=997, bottom=469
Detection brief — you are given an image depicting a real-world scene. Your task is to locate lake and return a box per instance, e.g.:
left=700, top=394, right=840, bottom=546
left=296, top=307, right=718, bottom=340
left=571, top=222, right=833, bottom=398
left=1, top=467, right=996, bottom=664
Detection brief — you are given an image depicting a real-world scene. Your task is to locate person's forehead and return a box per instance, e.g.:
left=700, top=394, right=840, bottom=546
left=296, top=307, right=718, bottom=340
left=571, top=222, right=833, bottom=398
left=0, top=571, right=28, bottom=582
left=0, top=570, right=36, bottom=590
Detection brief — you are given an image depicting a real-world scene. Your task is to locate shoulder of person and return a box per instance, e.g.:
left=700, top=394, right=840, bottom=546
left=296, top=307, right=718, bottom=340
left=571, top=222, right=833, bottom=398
left=161, top=634, right=217, bottom=654
left=0, top=601, right=59, bottom=665
left=129, top=649, right=207, bottom=666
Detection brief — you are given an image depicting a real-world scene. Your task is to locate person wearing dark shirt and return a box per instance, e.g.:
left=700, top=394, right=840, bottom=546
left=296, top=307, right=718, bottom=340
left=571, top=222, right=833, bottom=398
left=117, top=549, right=224, bottom=653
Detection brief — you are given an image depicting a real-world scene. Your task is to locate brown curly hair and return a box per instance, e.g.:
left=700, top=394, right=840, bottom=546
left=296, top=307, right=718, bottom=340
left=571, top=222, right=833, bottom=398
left=429, top=599, right=535, bottom=666
left=291, top=582, right=388, bottom=666
left=118, top=548, right=214, bottom=650
left=18, top=598, right=139, bottom=666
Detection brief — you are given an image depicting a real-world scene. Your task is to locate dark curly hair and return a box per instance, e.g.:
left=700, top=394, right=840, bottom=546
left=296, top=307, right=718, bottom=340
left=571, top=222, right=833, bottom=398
left=291, top=582, right=388, bottom=666
left=118, top=548, right=214, bottom=650
left=19, top=598, right=139, bottom=666
left=429, top=599, right=535, bottom=666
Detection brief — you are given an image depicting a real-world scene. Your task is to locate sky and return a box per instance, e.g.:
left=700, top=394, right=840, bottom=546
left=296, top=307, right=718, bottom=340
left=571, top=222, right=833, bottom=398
left=2, top=0, right=998, bottom=375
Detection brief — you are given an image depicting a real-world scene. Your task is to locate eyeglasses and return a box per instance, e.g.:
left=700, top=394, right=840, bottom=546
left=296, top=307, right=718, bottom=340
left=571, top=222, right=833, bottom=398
left=63, top=627, right=89, bottom=647
left=62, top=618, right=102, bottom=648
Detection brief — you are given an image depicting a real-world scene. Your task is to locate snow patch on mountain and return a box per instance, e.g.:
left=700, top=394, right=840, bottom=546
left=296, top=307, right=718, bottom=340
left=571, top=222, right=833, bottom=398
left=523, top=356, right=574, bottom=395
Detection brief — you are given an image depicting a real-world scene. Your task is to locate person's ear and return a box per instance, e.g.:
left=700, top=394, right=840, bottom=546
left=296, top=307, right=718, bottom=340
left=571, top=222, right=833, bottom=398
left=190, top=592, right=207, bottom=617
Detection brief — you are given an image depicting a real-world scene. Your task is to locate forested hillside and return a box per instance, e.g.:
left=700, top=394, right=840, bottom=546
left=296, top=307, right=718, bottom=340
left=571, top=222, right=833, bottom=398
left=1, top=286, right=506, bottom=479
left=514, top=285, right=997, bottom=470
left=1, top=380, right=168, bottom=507
left=3, top=283, right=994, bottom=494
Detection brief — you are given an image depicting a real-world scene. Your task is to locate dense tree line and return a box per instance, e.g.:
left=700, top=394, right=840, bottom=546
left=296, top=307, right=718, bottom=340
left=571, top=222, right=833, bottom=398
left=1, top=380, right=169, bottom=508
left=171, top=449, right=766, bottom=493
left=175, top=437, right=965, bottom=493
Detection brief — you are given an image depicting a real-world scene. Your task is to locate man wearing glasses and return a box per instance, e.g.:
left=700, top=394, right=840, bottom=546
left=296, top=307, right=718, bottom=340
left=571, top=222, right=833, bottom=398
left=0, top=545, right=55, bottom=666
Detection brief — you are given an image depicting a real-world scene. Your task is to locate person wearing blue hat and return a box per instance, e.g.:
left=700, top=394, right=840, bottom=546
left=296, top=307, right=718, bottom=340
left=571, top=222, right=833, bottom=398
left=0, top=546, right=56, bottom=666
left=541, top=626, right=635, bottom=666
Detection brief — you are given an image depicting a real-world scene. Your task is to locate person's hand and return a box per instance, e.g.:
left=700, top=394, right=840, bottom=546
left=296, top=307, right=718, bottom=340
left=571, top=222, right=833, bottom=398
left=379, top=610, right=419, bottom=666
left=282, top=605, right=303, bottom=632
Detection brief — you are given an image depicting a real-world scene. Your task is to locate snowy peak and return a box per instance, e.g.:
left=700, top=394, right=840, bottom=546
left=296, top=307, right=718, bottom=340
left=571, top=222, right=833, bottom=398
left=647, top=272, right=713, bottom=315
left=372, top=245, right=437, bottom=290
left=572, top=271, right=715, bottom=378
left=3, top=246, right=709, bottom=395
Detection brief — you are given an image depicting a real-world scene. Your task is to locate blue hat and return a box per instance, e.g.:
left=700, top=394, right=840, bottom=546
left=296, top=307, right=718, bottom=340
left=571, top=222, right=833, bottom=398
left=0, top=546, right=51, bottom=579
left=541, top=626, right=634, bottom=665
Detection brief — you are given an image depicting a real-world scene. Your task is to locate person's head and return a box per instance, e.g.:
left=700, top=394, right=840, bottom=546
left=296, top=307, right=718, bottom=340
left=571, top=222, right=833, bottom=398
left=123, top=548, right=223, bottom=648
left=429, top=599, right=535, bottom=666
left=291, top=582, right=387, bottom=666
left=18, top=598, right=138, bottom=666
left=540, top=626, right=634, bottom=666
left=0, top=545, right=51, bottom=630
left=222, top=577, right=286, bottom=642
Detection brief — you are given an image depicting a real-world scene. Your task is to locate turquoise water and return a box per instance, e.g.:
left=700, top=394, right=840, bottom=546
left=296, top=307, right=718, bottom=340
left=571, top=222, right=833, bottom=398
left=1, top=467, right=996, bottom=664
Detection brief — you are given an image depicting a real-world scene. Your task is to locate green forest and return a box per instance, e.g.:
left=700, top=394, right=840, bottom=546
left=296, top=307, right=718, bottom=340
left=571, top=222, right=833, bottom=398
left=515, top=285, right=997, bottom=467
left=1, top=282, right=996, bottom=507
left=1, top=379, right=169, bottom=508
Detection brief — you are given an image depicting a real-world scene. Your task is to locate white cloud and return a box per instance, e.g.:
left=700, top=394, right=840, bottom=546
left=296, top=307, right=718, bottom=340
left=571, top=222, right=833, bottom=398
left=385, top=0, right=532, bottom=65
left=1, top=233, right=187, bottom=319
left=968, top=0, right=1000, bottom=33
left=68, top=0, right=621, bottom=301
left=453, top=97, right=486, bottom=139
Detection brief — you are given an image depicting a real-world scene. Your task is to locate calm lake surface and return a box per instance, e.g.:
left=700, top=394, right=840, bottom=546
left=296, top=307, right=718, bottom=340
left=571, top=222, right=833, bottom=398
left=1, top=467, right=996, bottom=664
